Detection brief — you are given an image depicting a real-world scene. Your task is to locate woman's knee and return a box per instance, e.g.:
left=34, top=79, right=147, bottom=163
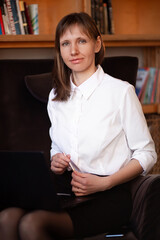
left=0, top=207, right=25, bottom=237
left=0, top=207, right=24, bottom=228
left=0, top=209, right=11, bottom=229
left=19, top=210, right=45, bottom=239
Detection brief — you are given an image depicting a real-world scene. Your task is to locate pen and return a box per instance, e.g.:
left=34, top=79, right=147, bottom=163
left=57, top=193, right=71, bottom=196
left=63, top=153, right=75, bottom=171
left=69, top=161, right=75, bottom=171
left=106, top=234, right=124, bottom=238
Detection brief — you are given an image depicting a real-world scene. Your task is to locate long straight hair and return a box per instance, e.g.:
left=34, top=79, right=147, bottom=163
left=53, top=12, right=105, bottom=101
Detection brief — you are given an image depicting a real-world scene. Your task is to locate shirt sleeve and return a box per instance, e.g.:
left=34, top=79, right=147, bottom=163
left=119, top=85, right=157, bottom=175
left=47, top=90, right=61, bottom=159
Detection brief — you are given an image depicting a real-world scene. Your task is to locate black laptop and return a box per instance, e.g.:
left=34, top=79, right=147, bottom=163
left=0, top=151, right=93, bottom=212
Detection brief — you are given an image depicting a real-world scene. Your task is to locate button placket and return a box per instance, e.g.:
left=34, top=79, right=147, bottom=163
left=70, top=89, right=82, bottom=165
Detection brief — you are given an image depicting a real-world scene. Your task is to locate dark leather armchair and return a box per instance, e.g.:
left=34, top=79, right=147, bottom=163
left=77, top=174, right=160, bottom=240
left=0, top=57, right=160, bottom=240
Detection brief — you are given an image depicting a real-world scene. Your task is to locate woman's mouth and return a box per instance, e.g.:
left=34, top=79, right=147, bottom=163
left=70, top=58, right=83, bottom=64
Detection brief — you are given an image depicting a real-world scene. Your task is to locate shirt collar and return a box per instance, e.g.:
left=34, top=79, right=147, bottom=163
left=70, top=65, right=104, bottom=100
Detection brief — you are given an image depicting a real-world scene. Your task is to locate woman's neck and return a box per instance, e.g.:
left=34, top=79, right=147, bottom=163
left=72, top=66, right=97, bottom=87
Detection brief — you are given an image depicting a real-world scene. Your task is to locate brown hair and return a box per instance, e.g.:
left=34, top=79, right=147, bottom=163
left=52, top=12, right=104, bottom=101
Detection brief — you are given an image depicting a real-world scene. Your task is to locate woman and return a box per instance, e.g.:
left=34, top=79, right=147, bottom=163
left=0, top=12, right=157, bottom=240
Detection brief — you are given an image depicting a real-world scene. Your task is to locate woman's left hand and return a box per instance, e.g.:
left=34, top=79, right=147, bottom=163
left=71, top=171, right=110, bottom=196
left=71, top=159, right=143, bottom=196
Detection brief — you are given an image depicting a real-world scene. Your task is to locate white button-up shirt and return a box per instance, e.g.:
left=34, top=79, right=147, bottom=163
left=47, top=65, right=157, bottom=175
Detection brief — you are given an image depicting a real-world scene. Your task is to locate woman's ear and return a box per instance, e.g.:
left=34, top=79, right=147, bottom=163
left=95, top=36, right=102, bottom=53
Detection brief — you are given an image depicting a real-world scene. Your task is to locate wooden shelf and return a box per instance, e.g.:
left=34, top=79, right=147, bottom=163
left=0, top=35, right=54, bottom=48
left=1, top=34, right=160, bottom=49
left=142, top=104, right=160, bottom=114
left=102, top=34, right=160, bottom=47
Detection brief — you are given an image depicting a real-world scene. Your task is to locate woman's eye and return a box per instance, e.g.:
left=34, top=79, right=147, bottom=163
left=79, top=39, right=86, bottom=44
left=61, top=42, right=69, bottom=47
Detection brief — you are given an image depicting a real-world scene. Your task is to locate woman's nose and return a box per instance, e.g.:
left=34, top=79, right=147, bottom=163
left=71, top=43, right=79, bottom=55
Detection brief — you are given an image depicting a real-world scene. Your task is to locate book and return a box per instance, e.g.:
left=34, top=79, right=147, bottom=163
left=139, top=72, right=150, bottom=104
left=155, top=70, right=160, bottom=104
left=99, top=0, right=104, bottom=34
left=15, top=0, right=24, bottom=34
left=106, top=0, right=114, bottom=34
left=0, top=1, right=5, bottom=34
left=136, top=68, right=149, bottom=98
left=24, top=1, right=33, bottom=34
left=10, top=0, right=21, bottom=34
left=2, top=0, right=12, bottom=34
left=150, top=68, right=158, bottom=103
left=143, top=68, right=156, bottom=104
left=0, top=18, right=2, bottom=33
left=19, top=0, right=28, bottom=34
left=91, top=0, right=95, bottom=23
left=5, top=0, right=16, bottom=34
left=103, top=2, right=108, bottom=34
left=28, top=4, right=39, bottom=35
left=94, top=0, right=101, bottom=32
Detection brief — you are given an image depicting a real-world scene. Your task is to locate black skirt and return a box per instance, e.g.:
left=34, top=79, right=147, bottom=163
left=54, top=171, right=132, bottom=238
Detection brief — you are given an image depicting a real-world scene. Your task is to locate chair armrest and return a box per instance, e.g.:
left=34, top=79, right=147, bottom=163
left=130, top=174, right=160, bottom=240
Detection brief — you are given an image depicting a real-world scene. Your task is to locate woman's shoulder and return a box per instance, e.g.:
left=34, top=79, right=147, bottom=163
left=101, top=71, right=134, bottom=94
left=98, top=65, right=131, bottom=90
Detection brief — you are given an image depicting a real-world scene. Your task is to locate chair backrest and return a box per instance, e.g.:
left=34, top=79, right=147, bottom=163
left=101, top=56, right=138, bottom=87
left=24, top=56, right=139, bottom=103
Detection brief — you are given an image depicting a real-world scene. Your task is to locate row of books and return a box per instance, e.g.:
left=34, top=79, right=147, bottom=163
left=91, top=0, right=114, bottom=34
left=0, top=0, right=39, bottom=35
left=136, top=67, right=160, bottom=104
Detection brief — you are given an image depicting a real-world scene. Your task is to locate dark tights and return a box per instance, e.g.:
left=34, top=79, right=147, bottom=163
left=0, top=207, right=74, bottom=240
left=0, top=208, right=25, bottom=240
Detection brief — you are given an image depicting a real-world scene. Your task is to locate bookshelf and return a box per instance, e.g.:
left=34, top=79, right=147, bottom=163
left=0, top=0, right=160, bottom=113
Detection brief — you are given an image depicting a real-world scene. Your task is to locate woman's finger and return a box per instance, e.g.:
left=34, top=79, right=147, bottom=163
left=72, top=186, right=85, bottom=195
left=50, top=153, right=70, bottom=173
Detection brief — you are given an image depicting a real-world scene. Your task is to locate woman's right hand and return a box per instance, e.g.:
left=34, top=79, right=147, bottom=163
left=50, top=153, right=70, bottom=175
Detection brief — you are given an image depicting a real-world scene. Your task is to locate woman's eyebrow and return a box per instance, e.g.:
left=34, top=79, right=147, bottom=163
left=60, top=35, right=87, bottom=42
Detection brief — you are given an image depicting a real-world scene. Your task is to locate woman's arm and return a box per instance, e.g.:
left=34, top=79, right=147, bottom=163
left=71, top=159, right=143, bottom=196
left=120, top=86, right=157, bottom=174
left=106, top=158, right=143, bottom=188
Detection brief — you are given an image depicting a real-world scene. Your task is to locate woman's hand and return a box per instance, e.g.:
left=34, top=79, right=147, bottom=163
left=71, top=171, right=111, bottom=196
left=51, top=153, right=70, bottom=175
left=71, top=159, right=143, bottom=196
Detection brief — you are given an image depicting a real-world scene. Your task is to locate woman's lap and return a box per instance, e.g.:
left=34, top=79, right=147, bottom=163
left=0, top=172, right=132, bottom=239
left=67, top=184, right=132, bottom=238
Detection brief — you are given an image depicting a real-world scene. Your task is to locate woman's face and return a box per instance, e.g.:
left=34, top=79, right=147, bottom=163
left=59, top=24, right=101, bottom=82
